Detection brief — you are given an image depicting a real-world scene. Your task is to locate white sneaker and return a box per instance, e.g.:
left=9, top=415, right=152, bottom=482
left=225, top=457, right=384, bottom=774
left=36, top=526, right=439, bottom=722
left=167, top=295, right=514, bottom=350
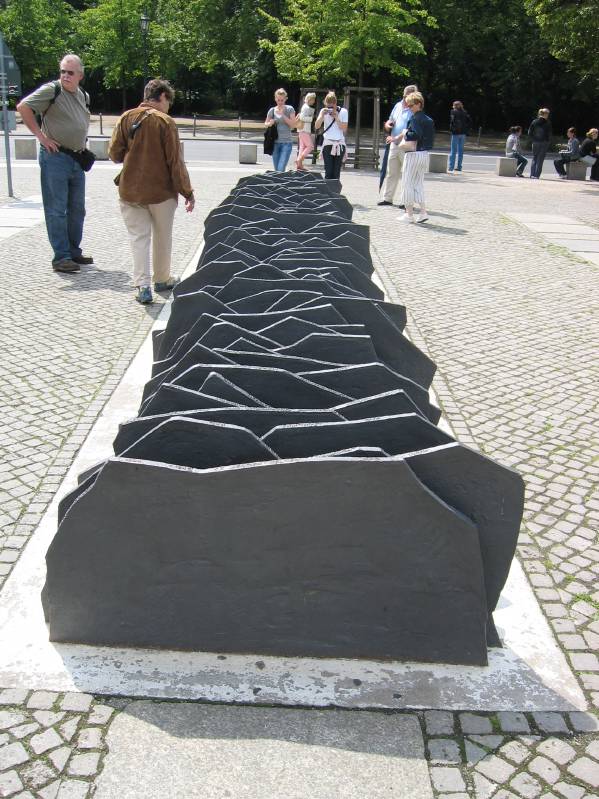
left=398, top=213, right=414, bottom=223
left=416, top=213, right=429, bottom=224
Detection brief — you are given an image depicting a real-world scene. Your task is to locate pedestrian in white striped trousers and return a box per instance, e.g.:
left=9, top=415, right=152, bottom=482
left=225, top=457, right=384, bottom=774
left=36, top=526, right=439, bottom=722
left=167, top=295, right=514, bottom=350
left=400, top=150, right=430, bottom=221
left=396, top=91, right=435, bottom=224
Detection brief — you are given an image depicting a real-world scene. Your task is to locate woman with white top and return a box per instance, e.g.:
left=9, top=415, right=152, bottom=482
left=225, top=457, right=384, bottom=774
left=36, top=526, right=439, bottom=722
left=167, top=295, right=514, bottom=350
left=264, top=88, right=296, bottom=172
left=296, top=92, right=316, bottom=170
left=314, top=91, right=348, bottom=180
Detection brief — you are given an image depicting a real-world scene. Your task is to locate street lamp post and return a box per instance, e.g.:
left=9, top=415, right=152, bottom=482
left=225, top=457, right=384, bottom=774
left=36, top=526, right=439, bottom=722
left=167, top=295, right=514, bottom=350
left=140, top=11, right=150, bottom=90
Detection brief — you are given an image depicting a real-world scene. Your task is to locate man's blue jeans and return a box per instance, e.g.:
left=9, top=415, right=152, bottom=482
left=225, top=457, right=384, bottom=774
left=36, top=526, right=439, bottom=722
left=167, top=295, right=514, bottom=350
left=39, top=148, right=86, bottom=263
left=272, top=141, right=293, bottom=172
left=449, top=134, right=466, bottom=171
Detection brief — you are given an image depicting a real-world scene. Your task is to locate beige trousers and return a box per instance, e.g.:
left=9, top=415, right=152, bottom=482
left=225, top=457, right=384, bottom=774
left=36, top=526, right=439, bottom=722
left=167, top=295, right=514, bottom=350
left=120, top=197, right=177, bottom=288
left=381, top=144, right=407, bottom=202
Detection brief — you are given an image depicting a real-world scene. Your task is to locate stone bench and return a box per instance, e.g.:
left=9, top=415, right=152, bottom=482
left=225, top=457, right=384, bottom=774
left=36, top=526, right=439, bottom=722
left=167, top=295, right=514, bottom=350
left=566, top=161, right=588, bottom=181
left=239, top=143, right=257, bottom=164
left=496, top=156, right=518, bottom=177
left=428, top=152, right=448, bottom=173
left=15, top=138, right=37, bottom=159
left=87, top=138, right=109, bottom=160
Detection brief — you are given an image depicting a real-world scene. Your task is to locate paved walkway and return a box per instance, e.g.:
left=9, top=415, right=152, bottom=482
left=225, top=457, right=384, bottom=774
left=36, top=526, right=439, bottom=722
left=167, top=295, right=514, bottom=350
left=0, top=160, right=598, bottom=798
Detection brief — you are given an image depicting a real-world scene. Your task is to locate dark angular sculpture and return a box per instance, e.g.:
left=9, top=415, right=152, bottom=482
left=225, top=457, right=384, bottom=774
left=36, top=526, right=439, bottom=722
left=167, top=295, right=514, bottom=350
left=43, top=170, right=524, bottom=668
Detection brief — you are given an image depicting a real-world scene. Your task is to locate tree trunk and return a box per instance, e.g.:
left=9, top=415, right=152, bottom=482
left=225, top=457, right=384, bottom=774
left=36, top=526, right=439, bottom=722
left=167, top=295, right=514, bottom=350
left=354, top=51, right=364, bottom=166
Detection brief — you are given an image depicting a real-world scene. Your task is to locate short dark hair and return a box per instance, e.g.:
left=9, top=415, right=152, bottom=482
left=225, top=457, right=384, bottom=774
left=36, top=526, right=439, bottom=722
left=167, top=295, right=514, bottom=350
left=144, top=79, right=175, bottom=103
left=567, top=126, right=577, bottom=135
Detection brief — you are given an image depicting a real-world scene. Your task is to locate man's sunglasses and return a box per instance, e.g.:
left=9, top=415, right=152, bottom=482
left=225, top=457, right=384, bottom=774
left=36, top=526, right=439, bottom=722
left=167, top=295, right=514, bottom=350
left=60, top=69, right=75, bottom=76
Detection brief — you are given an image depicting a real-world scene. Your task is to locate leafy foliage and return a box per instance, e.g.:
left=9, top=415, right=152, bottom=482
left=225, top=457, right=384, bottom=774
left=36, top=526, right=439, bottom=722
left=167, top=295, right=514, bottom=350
left=259, top=0, right=432, bottom=86
left=0, top=0, right=75, bottom=89
left=524, top=0, right=599, bottom=84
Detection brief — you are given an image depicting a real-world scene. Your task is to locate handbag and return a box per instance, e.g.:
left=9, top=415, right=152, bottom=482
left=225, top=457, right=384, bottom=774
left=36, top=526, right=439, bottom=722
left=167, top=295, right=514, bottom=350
left=397, top=139, right=417, bottom=152
left=76, top=148, right=96, bottom=172
left=264, top=123, right=278, bottom=156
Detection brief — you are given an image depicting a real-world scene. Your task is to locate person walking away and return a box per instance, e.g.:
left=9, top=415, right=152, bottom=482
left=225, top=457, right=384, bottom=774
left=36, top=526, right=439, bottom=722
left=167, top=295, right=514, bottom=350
left=296, top=92, right=316, bottom=170
left=314, top=92, right=348, bottom=181
left=554, top=127, right=581, bottom=178
left=108, top=79, right=195, bottom=305
left=528, top=108, right=552, bottom=178
left=577, top=128, right=599, bottom=180
left=505, top=126, right=527, bottom=176
left=378, top=84, right=417, bottom=206
left=265, top=89, right=296, bottom=172
left=17, top=54, right=92, bottom=274
left=397, top=91, right=435, bottom=224
left=448, top=100, right=471, bottom=172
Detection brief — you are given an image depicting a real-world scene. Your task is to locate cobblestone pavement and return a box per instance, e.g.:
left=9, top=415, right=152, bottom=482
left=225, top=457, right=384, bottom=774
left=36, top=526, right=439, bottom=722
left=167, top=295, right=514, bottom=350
left=0, top=162, right=598, bottom=797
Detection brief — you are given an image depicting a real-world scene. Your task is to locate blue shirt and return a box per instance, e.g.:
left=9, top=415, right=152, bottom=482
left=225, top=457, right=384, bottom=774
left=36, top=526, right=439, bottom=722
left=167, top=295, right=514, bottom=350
left=389, top=101, right=413, bottom=138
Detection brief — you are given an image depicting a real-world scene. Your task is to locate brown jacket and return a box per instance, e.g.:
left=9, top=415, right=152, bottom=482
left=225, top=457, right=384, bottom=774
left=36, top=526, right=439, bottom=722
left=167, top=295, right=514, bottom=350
left=109, top=104, right=193, bottom=204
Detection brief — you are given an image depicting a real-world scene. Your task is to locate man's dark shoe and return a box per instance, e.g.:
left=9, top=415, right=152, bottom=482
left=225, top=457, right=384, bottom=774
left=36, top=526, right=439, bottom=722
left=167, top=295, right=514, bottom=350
left=377, top=200, right=393, bottom=206
left=398, top=204, right=406, bottom=209
left=52, top=259, right=80, bottom=273
left=154, top=276, right=180, bottom=292
left=71, top=254, right=94, bottom=265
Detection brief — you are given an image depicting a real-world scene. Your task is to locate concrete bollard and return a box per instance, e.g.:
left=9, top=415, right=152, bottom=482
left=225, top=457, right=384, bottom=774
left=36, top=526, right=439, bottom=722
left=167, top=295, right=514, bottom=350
left=15, top=139, right=37, bottom=159
left=239, top=143, right=257, bottom=164
left=566, top=161, right=588, bottom=181
left=87, top=138, right=109, bottom=160
left=428, top=152, right=448, bottom=173
left=496, top=157, right=518, bottom=177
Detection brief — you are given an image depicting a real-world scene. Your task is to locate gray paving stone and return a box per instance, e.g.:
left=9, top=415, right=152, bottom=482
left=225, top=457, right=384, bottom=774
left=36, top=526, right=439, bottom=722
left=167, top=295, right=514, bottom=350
left=21, top=760, right=58, bottom=789
left=0, top=741, right=30, bottom=769
left=499, top=739, right=530, bottom=764
left=528, top=755, right=561, bottom=784
left=567, top=757, right=599, bottom=789
left=0, top=770, right=23, bottom=798
left=56, top=781, right=90, bottom=799
left=460, top=713, right=494, bottom=734
left=11, top=722, right=39, bottom=739
left=510, top=772, right=543, bottom=798
left=554, top=780, right=588, bottom=798
left=469, top=734, right=504, bottom=749
left=497, top=710, right=530, bottom=732
left=0, top=689, right=28, bottom=705
left=87, top=705, right=114, bottom=726
left=67, top=752, right=100, bottom=777
left=466, top=740, right=488, bottom=765
left=537, top=738, right=577, bottom=765
left=94, top=701, right=433, bottom=798
left=430, top=767, right=466, bottom=792
left=27, top=692, right=57, bottom=711
left=428, top=738, right=461, bottom=763
left=30, top=726, right=64, bottom=755
left=473, top=772, right=496, bottom=799
left=60, top=694, right=93, bottom=713
left=33, top=711, right=66, bottom=728
left=48, top=746, right=71, bottom=773
left=533, top=713, right=570, bottom=734
left=0, top=710, right=26, bottom=729
left=76, top=727, right=104, bottom=750
left=59, top=719, right=79, bottom=743
left=38, top=781, right=61, bottom=799
left=424, top=710, right=454, bottom=735
left=476, top=753, right=517, bottom=783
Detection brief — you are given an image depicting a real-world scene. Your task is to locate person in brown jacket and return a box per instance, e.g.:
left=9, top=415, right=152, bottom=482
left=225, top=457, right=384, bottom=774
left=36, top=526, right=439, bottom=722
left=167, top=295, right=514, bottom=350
left=109, top=79, right=195, bottom=304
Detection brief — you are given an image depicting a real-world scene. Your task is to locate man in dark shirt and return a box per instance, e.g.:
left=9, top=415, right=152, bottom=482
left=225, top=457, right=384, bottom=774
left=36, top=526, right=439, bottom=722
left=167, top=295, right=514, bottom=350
left=528, top=108, right=552, bottom=179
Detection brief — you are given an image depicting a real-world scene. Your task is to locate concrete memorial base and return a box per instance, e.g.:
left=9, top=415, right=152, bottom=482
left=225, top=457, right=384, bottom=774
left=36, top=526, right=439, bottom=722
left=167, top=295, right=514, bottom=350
left=239, top=142, right=258, bottom=164
left=87, top=138, right=110, bottom=160
left=15, top=138, right=37, bottom=159
left=566, top=161, right=588, bottom=180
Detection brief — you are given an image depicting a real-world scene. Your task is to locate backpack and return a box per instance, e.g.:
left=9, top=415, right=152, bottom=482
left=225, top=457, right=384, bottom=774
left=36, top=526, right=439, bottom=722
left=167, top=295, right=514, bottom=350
left=36, top=80, right=90, bottom=126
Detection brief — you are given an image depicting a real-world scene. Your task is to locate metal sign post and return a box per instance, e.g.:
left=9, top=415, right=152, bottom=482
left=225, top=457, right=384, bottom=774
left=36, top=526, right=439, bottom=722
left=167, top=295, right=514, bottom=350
left=0, top=33, right=22, bottom=198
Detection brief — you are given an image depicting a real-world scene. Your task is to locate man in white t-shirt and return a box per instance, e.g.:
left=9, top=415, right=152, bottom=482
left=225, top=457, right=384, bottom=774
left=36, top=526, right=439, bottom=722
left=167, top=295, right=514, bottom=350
left=378, top=83, right=417, bottom=207
left=314, top=91, right=348, bottom=180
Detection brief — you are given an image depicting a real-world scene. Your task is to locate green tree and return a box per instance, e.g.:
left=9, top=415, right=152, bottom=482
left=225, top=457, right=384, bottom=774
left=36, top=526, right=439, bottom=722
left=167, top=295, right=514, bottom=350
left=0, top=0, right=74, bottom=89
left=259, top=0, right=431, bottom=87
left=76, top=0, right=149, bottom=109
left=524, top=0, right=599, bottom=84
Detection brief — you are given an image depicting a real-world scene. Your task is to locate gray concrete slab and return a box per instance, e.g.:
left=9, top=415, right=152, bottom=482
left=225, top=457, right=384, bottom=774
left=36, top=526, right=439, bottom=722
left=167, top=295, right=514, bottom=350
left=94, top=702, right=433, bottom=799
left=548, top=239, right=599, bottom=252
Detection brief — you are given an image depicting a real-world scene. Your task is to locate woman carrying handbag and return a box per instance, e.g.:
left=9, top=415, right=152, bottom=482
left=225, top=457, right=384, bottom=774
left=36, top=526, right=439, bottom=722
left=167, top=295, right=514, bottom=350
left=396, top=91, right=435, bottom=224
